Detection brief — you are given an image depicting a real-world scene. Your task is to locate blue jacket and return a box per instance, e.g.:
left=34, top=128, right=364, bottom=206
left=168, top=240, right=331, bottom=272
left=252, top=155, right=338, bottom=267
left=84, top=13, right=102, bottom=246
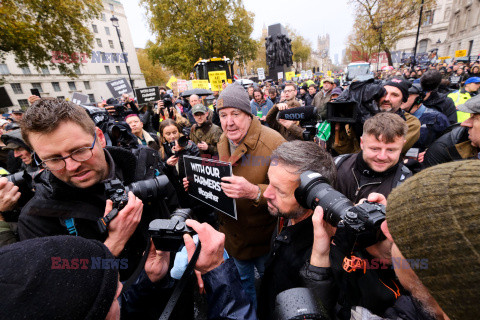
left=250, top=99, right=273, bottom=116
left=411, top=105, right=450, bottom=151
left=121, top=258, right=256, bottom=320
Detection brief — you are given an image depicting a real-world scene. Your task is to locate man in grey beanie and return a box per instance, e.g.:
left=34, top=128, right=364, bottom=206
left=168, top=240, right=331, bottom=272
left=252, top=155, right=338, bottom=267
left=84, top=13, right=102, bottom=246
left=211, top=82, right=286, bottom=308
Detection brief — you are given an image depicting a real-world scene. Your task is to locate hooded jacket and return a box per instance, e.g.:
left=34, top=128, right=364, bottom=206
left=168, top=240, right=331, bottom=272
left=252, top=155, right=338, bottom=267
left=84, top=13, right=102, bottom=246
left=422, top=91, right=457, bottom=125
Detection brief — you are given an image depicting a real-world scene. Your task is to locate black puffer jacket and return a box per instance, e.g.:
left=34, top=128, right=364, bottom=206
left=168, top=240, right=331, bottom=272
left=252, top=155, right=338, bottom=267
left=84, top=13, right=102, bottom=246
left=422, top=91, right=457, bottom=125
left=423, top=125, right=478, bottom=168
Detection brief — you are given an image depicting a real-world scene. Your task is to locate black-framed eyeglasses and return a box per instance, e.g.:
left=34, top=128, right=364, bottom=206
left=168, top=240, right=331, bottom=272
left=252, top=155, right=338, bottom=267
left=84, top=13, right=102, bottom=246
left=38, top=132, right=97, bottom=171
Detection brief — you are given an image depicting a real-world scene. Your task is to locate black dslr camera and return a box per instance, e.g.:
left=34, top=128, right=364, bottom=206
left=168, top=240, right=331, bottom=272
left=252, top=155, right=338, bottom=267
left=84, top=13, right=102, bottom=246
left=148, top=208, right=194, bottom=252
left=295, top=171, right=386, bottom=249
left=165, top=136, right=189, bottom=158
left=97, top=176, right=171, bottom=234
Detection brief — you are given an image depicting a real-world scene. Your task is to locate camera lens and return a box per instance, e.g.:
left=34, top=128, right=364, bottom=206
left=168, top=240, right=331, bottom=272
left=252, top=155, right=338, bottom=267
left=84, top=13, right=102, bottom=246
left=127, top=175, right=170, bottom=202
left=295, top=171, right=354, bottom=226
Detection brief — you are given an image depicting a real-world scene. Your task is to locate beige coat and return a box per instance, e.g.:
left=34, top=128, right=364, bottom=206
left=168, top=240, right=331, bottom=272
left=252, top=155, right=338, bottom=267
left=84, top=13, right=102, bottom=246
left=216, top=117, right=286, bottom=260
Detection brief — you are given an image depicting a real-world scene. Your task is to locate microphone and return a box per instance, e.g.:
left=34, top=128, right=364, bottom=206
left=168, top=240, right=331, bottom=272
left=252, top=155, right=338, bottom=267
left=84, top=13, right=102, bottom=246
left=276, top=106, right=317, bottom=121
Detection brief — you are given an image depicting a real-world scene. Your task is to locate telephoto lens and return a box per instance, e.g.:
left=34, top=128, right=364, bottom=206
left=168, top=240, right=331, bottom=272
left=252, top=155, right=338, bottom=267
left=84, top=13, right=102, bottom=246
left=274, top=287, right=329, bottom=320
left=294, top=170, right=386, bottom=249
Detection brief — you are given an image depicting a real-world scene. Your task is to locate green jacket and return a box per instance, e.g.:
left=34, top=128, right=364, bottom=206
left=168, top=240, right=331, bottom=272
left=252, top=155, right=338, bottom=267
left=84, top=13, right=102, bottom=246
left=189, top=121, right=223, bottom=156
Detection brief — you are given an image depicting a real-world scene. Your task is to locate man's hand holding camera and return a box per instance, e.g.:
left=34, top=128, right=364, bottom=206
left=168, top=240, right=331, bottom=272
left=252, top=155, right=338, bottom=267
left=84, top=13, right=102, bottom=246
left=0, top=177, right=21, bottom=212
left=103, top=191, right=143, bottom=256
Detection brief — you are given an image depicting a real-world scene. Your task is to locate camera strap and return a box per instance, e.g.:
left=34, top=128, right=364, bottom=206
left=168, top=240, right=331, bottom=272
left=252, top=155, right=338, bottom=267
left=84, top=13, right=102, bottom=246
left=120, top=238, right=152, bottom=295
left=118, top=237, right=202, bottom=320
left=159, top=241, right=201, bottom=320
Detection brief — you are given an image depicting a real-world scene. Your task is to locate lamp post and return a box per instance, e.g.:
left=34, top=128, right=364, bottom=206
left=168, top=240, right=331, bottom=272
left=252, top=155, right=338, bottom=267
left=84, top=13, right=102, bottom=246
left=412, top=0, right=425, bottom=69
left=110, top=15, right=135, bottom=97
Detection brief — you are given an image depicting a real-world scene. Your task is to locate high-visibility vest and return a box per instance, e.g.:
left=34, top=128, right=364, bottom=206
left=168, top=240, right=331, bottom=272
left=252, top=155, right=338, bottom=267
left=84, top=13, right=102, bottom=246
left=448, top=90, right=472, bottom=122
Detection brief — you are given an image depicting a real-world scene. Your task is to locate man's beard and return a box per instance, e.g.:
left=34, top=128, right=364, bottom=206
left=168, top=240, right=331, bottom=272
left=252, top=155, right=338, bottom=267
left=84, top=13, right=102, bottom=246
left=267, top=202, right=309, bottom=220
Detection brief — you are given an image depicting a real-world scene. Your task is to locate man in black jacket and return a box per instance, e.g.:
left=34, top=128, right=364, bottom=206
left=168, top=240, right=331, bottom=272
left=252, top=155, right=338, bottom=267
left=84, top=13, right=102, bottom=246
left=424, top=94, right=480, bottom=167
left=335, top=113, right=412, bottom=204
left=257, top=140, right=336, bottom=320
left=420, top=70, right=458, bottom=124
left=7, top=99, right=176, bottom=274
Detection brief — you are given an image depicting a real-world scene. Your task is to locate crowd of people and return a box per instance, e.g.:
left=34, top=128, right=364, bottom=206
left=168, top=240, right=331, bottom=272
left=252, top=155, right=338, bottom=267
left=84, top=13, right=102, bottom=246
left=0, top=59, right=478, bottom=320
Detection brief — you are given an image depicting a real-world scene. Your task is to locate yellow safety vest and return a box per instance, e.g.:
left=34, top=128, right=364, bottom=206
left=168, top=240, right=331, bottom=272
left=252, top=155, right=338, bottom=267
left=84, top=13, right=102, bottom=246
left=448, top=90, right=472, bottom=123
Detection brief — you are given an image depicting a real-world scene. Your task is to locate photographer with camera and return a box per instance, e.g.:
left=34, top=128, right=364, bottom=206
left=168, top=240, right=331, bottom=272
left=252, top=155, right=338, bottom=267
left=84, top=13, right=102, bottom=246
left=125, top=114, right=160, bottom=150
left=0, top=218, right=257, bottom=319
left=266, top=82, right=306, bottom=141
left=257, top=140, right=336, bottom=320
left=8, top=99, right=184, bottom=316
left=332, top=77, right=420, bottom=156
left=156, top=97, right=190, bottom=130
left=302, top=161, right=480, bottom=319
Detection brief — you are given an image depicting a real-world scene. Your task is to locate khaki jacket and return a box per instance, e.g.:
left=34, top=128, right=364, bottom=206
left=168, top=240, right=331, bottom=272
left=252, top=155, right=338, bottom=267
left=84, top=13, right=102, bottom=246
left=189, top=122, right=223, bottom=156
left=217, top=117, right=286, bottom=260
left=313, top=89, right=332, bottom=119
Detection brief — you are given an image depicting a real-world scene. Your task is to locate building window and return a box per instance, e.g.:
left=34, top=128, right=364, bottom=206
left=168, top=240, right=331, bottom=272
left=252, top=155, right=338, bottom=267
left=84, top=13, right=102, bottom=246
left=0, top=64, right=9, bottom=75
left=116, top=66, right=122, bottom=74
left=11, top=83, right=23, bottom=94
left=18, top=99, right=29, bottom=108
left=21, top=66, right=31, bottom=75
left=74, top=66, right=81, bottom=74
left=31, top=83, right=43, bottom=93
left=68, top=82, right=77, bottom=91
left=109, top=4, right=114, bottom=11
left=465, top=9, right=471, bottom=29
left=423, top=11, right=434, bottom=26
left=96, top=38, right=102, bottom=48
left=105, top=66, right=111, bottom=74
left=41, top=67, right=50, bottom=75
left=92, top=24, right=98, bottom=33
left=452, top=14, right=459, bottom=34
left=109, top=40, right=114, bottom=49
left=418, top=40, right=428, bottom=53
left=52, top=82, right=61, bottom=92
left=57, top=96, right=65, bottom=100
left=84, top=81, right=91, bottom=90
left=88, top=94, right=95, bottom=103
left=105, top=26, right=110, bottom=35
left=101, top=13, right=106, bottom=21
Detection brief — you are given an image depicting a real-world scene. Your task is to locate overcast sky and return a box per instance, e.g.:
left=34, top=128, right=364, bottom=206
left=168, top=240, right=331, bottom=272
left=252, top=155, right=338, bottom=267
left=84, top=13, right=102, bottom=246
left=122, top=0, right=355, bottom=61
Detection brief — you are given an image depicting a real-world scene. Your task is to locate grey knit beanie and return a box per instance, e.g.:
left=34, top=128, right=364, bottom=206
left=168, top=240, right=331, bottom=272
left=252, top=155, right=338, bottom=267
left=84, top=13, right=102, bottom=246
left=216, top=82, right=252, bottom=116
left=386, top=160, right=480, bottom=320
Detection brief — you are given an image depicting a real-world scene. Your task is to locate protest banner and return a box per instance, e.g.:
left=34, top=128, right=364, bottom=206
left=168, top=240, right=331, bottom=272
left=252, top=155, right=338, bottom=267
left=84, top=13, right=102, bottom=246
left=0, top=87, right=13, bottom=109
left=192, top=80, right=210, bottom=90
left=177, top=79, right=188, bottom=93
left=455, top=50, right=467, bottom=58
left=277, top=72, right=284, bottom=80
left=257, top=68, right=266, bottom=80
left=166, top=76, right=177, bottom=89
left=208, top=71, right=227, bottom=91
left=106, top=78, right=133, bottom=98
left=135, top=86, right=160, bottom=104
left=184, top=155, right=237, bottom=219
left=285, top=71, right=295, bottom=81
left=71, top=92, right=89, bottom=105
